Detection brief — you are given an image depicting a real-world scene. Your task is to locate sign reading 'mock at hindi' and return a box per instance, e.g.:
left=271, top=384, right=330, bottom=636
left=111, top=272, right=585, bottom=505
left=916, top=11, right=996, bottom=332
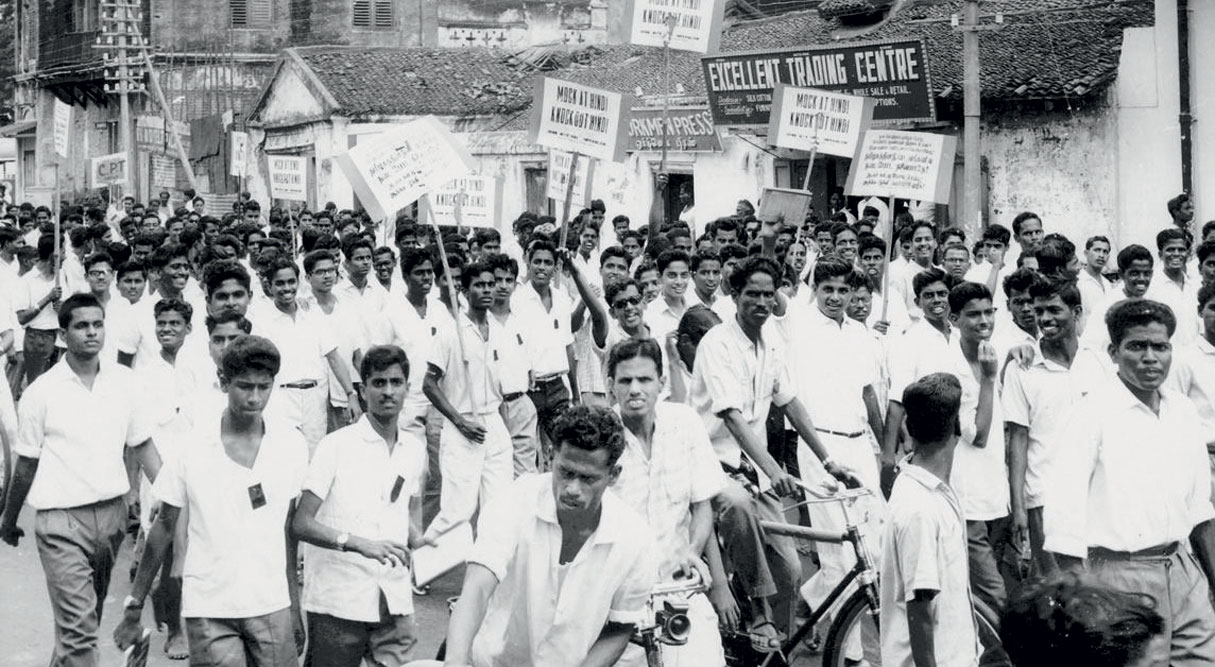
left=701, top=38, right=935, bottom=129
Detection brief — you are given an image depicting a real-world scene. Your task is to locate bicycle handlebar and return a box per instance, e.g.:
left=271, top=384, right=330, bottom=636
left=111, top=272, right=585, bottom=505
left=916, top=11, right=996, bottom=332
left=797, top=479, right=874, bottom=502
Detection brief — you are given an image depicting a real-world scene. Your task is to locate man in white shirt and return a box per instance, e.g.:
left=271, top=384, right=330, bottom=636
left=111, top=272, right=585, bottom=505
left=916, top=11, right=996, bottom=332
left=1, top=293, right=162, bottom=667
left=422, top=260, right=513, bottom=541
left=607, top=338, right=726, bottom=666
left=302, top=249, right=364, bottom=432
left=1078, top=235, right=1117, bottom=332
left=1080, top=245, right=1155, bottom=366
left=513, top=239, right=577, bottom=460
left=691, top=255, right=858, bottom=647
left=993, top=268, right=1039, bottom=359
left=291, top=345, right=428, bottom=666
left=644, top=249, right=692, bottom=345
left=881, top=373, right=980, bottom=667
left=1147, top=227, right=1201, bottom=347
left=335, top=236, right=388, bottom=327
left=858, top=234, right=910, bottom=335
left=116, top=242, right=207, bottom=370
left=443, top=405, right=656, bottom=667
left=16, top=234, right=62, bottom=384
left=115, top=336, right=309, bottom=666
left=1168, top=282, right=1215, bottom=505
left=1010, top=212, right=1045, bottom=270
left=254, top=256, right=361, bottom=453
left=891, top=221, right=940, bottom=321
left=1046, top=299, right=1215, bottom=666
left=1004, top=277, right=1104, bottom=577
left=83, top=251, right=134, bottom=365
left=943, top=281, right=1013, bottom=613
left=882, top=268, right=956, bottom=491
left=487, top=253, right=539, bottom=476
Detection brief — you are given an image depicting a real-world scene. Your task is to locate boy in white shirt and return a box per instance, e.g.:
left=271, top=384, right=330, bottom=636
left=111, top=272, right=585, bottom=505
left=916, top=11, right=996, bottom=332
left=115, top=335, right=309, bottom=666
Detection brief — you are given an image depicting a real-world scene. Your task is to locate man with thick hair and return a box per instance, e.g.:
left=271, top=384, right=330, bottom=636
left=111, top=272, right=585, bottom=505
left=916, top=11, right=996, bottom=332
left=115, top=336, right=308, bottom=666
left=1147, top=227, right=1200, bottom=346
left=1047, top=299, right=1215, bottom=666
left=1078, top=235, right=1116, bottom=332
left=881, top=373, right=978, bottom=667
left=292, top=345, right=428, bottom=666
left=1, top=293, right=163, bottom=666
left=1169, top=193, right=1196, bottom=232
left=443, top=405, right=656, bottom=667
left=690, top=255, right=857, bottom=649
left=1081, top=244, right=1155, bottom=364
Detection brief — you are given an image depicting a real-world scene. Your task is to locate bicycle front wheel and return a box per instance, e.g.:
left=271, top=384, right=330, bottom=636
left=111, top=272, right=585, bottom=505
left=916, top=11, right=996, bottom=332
left=973, top=597, right=1012, bottom=667
left=821, top=588, right=881, bottom=667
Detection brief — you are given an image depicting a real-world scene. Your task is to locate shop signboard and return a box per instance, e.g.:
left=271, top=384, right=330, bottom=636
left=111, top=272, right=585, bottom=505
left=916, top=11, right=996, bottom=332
left=627, top=106, right=722, bottom=153
left=701, top=38, right=935, bottom=130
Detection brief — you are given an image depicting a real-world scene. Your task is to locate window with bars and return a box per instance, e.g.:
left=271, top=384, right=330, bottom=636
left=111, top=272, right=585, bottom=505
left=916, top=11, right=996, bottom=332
left=353, top=0, right=394, bottom=28
left=231, top=0, right=272, bottom=27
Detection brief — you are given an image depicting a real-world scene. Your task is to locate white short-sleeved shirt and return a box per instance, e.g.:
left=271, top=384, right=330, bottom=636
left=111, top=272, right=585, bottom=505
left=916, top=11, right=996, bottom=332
left=690, top=318, right=795, bottom=482
left=428, top=312, right=505, bottom=416
left=302, top=417, right=427, bottom=622
left=248, top=300, right=337, bottom=384
left=1002, top=346, right=1107, bottom=508
left=152, top=417, right=309, bottom=618
left=18, top=269, right=59, bottom=330
left=887, top=318, right=955, bottom=403
left=368, top=297, right=435, bottom=419
left=643, top=296, right=687, bottom=345
left=945, top=339, right=1009, bottom=521
left=868, top=288, right=911, bottom=336
left=782, top=304, right=877, bottom=434
left=1077, top=270, right=1118, bottom=334
left=511, top=282, right=574, bottom=378
left=137, top=350, right=207, bottom=454
left=891, top=261, right=941, bottom=321
left=1146, top=268, right=1201, bottom=346
left=613, top=402, right=727, bottom=576
left=15, top=360, right=152, bottom=509
left=1169, top=337, right=1215, bottom=440
left=880, top=464, right=980, bottom=667
left=1044, top=381, right=1215, bottom=559
left=468, top=474, right=656, bottom=667
left=115, top=294, right=209, bottom=371
left=334, top=277, right=388, bottom=327
left=301, top=294, right=363, bottom=408
left=490, top=310, right=533, bottom=395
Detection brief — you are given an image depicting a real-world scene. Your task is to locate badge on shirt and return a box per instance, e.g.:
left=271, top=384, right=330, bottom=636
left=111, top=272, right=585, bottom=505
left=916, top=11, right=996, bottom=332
left=430, top=326, right=437, bottom=336
left=389, top=475, right=405, bottom=503
left=516, top=333, right=524, bottom=346
left=492, top=349, right=499, bottom=361
left=553, top=318, right=559, bottom=330
left=248, top=483, right=267, bottom=510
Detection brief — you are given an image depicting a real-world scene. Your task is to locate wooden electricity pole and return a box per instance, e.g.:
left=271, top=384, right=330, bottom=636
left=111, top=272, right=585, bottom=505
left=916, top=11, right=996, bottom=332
left=954, top=0, right=1002, bottom=240
left=96, top=0, right=146, bottom=199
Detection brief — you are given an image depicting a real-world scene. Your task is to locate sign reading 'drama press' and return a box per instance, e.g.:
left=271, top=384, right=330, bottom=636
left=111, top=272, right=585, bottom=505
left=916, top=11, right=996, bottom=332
left=702, top=38, right=934, bottom=129
left=627, top=106, right=722, bottom=153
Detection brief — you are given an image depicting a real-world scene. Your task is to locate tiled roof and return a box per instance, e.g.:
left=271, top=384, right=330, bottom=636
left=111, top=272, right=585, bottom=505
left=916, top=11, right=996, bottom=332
left=294, top=46, right=535, bottom=118
left=559, top=0, right=1153, bottom=103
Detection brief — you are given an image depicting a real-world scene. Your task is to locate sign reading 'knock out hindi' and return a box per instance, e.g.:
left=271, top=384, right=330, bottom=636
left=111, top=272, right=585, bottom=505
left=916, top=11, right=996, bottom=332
left=268, top=155, right=307, bottom=201
left=701, top=38, right=935, bottom=129
left=626, top=0, right=724, bottom=54
left=547, top=149, right=595, bottom=205
left=845, top=129, right=956, bottom=204
left=528, top=78, right=631, bottom=163
left=768, top=84, right=873, bottom=158
left=334, top=116, right=475, bottom=220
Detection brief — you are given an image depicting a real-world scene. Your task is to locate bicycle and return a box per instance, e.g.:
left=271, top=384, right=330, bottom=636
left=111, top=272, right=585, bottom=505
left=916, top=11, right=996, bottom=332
left=721, top=481, right=1010, bottom=667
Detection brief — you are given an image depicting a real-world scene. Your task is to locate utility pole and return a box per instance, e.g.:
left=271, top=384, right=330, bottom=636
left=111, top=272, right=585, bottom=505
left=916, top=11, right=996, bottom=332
left=953, top=1, right=1002, bottom=241
left=96, top=0, right=146, bottom=201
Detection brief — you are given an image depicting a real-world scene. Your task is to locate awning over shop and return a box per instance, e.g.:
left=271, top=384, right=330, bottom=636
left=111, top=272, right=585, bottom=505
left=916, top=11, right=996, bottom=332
left=0, top=121, right=37, bottom=138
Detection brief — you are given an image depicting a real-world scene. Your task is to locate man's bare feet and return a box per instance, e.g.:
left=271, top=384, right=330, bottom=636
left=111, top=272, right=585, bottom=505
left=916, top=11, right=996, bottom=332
left=165, top=631, right=188, bottom=660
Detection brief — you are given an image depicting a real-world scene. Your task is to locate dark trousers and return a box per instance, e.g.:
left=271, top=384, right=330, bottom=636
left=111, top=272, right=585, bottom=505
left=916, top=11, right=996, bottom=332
left=304, top=594, right=417, bottom=667
left=23, top=327, right=58, bottom=385
left=184, top=609, right=297, bottom=667
left=527, top=375, right=570, bottom=468
left=35, top=496, right=127, bottom=667
left=967, top=517, right=1018, bottom=613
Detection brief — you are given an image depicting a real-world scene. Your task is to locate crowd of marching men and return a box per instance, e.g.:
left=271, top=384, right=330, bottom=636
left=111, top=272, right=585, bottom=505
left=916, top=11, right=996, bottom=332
left=0, top=179, right=1209, bottom=667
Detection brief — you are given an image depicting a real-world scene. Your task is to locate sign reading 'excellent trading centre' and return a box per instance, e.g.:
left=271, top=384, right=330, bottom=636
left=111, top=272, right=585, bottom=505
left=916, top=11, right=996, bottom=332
left=701, top=38, right=935, bottom=129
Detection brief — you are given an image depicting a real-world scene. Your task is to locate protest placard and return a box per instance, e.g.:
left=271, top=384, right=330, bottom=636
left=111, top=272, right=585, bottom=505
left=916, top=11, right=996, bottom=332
left=150, top=154, right=176, bottom=189
left=528, top=78, right=631, bottom=163
left=626, top=0, right=723, bottom=54
left=334, top=116, right=475, bottom=220
left=768, top=84, right=873, bottom=158
left=53, top=99, right=70, bottom=159
left=421, top=175, right=502, bottom=229
left=756, top=188, right=812, bottom=226
left=844, top=129, right=956, bottom=204
left=268, top=155, right=308, bottom=201
left=547, top=150, right=595, bottom=206
left=230, top=131, right=249, bottom=178
left=90, top=153, right=128, bottom=188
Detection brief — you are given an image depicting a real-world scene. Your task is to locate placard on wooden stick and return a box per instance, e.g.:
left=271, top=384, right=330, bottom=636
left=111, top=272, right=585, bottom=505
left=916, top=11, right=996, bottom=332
left=756, top=187, right=812, bottom=226
left=334, top=116, right=475, bottom=220
left=547, top=150, right=595, bottom=206
left=419, top=175, right=502, bottom=229
left=844, top=129, right=957, bottom=204
left=768, top=85, right=873, bottom=158
left=528, top=78, right=632, bottom=163
left=625, top=0, right=724, bottom=54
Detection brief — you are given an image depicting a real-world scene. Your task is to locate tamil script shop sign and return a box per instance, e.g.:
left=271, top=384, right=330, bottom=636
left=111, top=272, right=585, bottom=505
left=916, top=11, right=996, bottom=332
left=701, top=38, right=935, bottom=129
left=627, top=107, right=722, bottom=153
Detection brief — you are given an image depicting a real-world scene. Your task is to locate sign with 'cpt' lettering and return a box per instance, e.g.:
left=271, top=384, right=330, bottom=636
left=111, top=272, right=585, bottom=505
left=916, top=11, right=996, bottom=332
left=90, top=152, right=128, bottom=188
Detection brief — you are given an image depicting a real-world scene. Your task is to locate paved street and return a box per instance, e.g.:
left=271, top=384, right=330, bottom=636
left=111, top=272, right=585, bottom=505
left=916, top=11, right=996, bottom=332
left=0, top=506, right=461, bottom=666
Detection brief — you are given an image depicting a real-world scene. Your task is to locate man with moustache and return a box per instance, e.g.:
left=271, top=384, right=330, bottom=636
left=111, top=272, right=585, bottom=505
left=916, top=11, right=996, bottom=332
left=1046, top=299, right=1215, bottom=665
